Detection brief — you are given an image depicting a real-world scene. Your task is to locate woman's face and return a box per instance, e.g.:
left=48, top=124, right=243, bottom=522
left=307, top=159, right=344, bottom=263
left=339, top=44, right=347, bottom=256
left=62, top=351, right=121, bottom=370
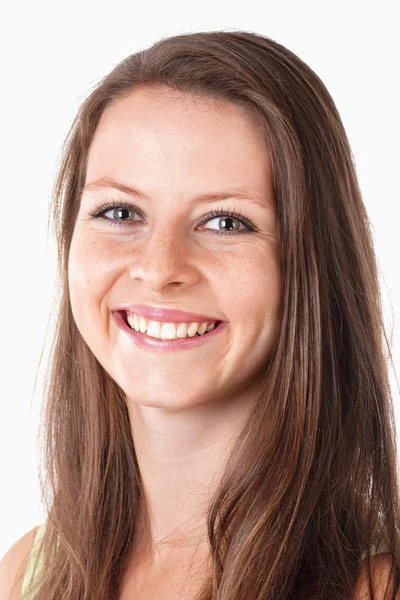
left=68, top=87, right=281, bottom=409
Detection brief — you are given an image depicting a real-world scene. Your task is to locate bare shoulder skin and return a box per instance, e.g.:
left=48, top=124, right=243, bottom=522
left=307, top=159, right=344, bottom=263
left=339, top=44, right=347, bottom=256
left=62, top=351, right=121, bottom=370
left=353, top=553, right=399, bottom=599
left=0, top=527, right=38, bottom=600
left=0, top=528, right=397, bottom=599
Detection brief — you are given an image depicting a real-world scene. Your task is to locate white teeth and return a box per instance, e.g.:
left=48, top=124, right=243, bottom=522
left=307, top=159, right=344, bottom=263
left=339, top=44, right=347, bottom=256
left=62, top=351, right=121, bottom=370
left=187, top=323, right=199, bottom=338
left=197, top=323, right=208, bottom=335
left=176, top=323, right=189, bottom=338
left=160, top=322, right=178, bottom=340
left=139, top=316, right=147, bottom=333
left=125, top=313, right=217, bottom=340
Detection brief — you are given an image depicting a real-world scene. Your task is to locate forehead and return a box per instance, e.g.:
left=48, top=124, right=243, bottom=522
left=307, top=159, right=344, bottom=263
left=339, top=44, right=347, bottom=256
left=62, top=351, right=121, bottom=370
left=97, top=86, right=265, bottom=136
left=85, top=87, right=273, bottom=201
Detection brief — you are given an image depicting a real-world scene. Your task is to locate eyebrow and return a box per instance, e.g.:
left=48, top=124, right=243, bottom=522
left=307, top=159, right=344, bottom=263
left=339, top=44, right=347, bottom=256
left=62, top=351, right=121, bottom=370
left=82, top=176, right=271, bottom=211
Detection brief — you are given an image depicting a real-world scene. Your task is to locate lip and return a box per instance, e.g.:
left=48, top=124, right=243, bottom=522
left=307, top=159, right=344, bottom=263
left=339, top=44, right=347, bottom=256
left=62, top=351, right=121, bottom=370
left=113, top=310, right=227, bottom=352
left=114, top=304, right=225, bottom=324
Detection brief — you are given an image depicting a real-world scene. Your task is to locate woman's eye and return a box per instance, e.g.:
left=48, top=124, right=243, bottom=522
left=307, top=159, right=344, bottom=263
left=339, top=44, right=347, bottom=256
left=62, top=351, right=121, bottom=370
left=102, top=207, right=138, bottom=222
left=201, top=215, right=248, bottom=234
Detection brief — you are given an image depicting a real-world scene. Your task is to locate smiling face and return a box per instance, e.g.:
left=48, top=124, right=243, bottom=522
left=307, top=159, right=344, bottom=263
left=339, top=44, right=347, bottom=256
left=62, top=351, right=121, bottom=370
left=68, top=87, right=282, bottom=410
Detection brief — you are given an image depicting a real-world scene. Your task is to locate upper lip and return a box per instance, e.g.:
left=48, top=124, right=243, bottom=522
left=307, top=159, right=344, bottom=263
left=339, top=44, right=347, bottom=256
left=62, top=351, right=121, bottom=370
left=115, top=304, right=224, bottom=324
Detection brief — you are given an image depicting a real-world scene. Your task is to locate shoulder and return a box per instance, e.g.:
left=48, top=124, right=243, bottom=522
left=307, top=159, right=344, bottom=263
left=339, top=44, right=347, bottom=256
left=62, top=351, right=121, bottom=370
left=0, top=526, right=39, bottom=600
left=353, top=553, right=400, bottom=599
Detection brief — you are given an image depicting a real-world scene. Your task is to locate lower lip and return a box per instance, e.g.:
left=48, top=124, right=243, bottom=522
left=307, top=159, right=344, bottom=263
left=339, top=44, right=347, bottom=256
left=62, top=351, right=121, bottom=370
left=113, top=311, right=227, bottom=352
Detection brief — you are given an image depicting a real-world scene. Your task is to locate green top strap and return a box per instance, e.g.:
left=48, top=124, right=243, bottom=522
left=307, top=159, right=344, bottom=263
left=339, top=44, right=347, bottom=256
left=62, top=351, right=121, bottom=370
left=361, top=539, right=391, bottom=561
left=21, top=523, right=46, bottom=598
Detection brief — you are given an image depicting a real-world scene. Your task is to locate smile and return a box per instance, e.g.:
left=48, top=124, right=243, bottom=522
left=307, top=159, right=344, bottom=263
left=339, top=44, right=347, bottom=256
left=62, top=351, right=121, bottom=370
left=114, top=311, right=226, bottom=352
left=124, top=312, right=220, bottom=340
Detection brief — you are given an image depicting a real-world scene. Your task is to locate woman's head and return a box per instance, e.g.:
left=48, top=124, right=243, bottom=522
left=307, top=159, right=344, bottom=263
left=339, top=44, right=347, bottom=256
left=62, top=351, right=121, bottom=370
left=68, top=86, right=281, bottom=410
left=27, top=31, right=399, bottom=599
left=59, top=30, right=353, bottom=416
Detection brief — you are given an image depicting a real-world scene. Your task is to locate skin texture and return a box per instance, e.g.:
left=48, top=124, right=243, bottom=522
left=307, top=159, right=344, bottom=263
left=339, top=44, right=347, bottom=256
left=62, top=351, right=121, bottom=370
left=68, top=87, right=281, bottom=571
left=0, top=526, right=38, bottom=600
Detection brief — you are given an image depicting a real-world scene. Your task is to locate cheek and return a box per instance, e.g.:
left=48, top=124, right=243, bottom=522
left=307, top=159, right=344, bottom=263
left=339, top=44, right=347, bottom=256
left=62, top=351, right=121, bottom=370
left=232, top=252, right=282, bottom=321
left=67, top=232, right=110, bottom=329
left=68, top=245, right=91, bottom=340
left=68, top=236, right=92, bottom=305
left=68, top=231, right=115, bottom=297
left=67, top=235, right=121, bottom=366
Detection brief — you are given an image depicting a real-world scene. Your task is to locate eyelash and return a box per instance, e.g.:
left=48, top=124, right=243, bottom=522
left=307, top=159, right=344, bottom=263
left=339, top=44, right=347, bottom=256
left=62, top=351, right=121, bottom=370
left=88, top=198, right=259, bottom=236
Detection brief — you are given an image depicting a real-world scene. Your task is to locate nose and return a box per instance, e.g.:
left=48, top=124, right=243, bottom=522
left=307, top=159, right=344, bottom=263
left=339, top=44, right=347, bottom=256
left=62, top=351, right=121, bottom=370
left=128, top=225, right=200, bottom=293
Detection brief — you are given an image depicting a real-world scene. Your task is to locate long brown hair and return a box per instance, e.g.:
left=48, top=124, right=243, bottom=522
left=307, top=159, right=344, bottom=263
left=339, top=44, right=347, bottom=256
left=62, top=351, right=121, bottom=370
left=20, top=30, right=400, bottom=599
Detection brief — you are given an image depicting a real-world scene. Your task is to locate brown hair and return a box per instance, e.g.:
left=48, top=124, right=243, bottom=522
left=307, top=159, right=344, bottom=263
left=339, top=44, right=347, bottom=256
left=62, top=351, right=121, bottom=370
left=20, top=30, right=400, bottom=599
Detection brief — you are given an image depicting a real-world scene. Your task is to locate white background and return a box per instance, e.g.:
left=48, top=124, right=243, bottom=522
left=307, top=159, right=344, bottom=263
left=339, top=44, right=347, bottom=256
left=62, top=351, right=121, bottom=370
left=1, top=0, right=399, bottom=558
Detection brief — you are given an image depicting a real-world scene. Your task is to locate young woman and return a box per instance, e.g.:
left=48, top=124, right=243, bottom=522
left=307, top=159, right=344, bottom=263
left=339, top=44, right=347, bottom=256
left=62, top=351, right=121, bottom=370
left=1, top=30, right=399, bottom=599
